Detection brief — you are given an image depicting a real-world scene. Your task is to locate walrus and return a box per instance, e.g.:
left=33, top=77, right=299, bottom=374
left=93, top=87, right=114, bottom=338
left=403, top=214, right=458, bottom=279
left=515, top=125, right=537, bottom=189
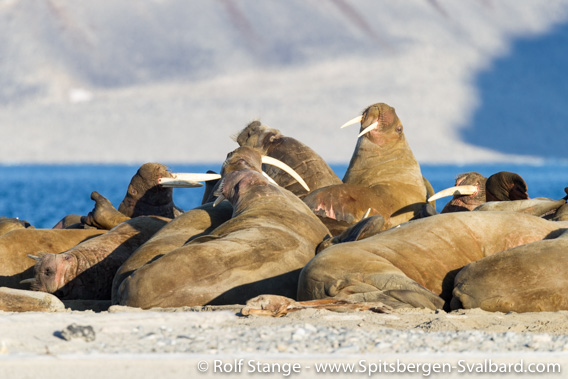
left=302, top=103, right=428, bottom=235
left=473, top=198, right=566, bottom=216
left=0, top=216, right=34, bottom=236
left=117, top=162, right=185, bottom=218
left=28, top=216, right=168, bottom=300
left=80, top=162, right=187, bottom=230
left=112, top=146, right=313, bottom=303
left=298, top=212, right=568, bottom=310
left=52, top=214, right=92, bottom=229
left=0, top=228, right=104, bottom=289
left=430, top=171, right=529, bottom=213
left=452, top=230, right=568, bottom=313
left=116, top=169, right=330, bottom=309
left=235, top=120, right=342, bottom=198
left=110, top=201, right=233, bottom=302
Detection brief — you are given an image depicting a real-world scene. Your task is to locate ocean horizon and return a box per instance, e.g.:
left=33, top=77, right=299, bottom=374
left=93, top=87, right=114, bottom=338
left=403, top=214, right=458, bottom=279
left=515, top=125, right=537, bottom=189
left=1, top=162, right=567, bottom=229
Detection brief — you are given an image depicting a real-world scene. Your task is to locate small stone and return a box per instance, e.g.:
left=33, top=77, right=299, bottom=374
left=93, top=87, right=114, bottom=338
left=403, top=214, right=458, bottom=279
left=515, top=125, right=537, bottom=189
left=59, top=323, right=96, bottom=342
left=292, top=328, right=307, bottom=340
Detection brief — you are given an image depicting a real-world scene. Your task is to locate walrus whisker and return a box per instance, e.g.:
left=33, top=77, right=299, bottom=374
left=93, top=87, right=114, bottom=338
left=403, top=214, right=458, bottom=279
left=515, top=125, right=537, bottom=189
left=428, top=185, right=478, bottom=202
left=340, top=115, right=362, bottom=129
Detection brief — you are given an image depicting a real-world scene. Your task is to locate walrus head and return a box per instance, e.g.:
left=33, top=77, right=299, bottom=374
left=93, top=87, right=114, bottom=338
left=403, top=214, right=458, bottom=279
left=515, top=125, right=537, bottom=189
left=29, top=252, right=78, bottom=295
left=341, top=103, right=404, bottom=149
left=234, top=120, right=282, bottom=154
left=221, top=146, right=264, bottom=174
left=431, top=171, right=529, bottom=213
left=213, top=169, right=277, bottom=213
left=340, top=102, right=422, bottom=188
left=0, top=216, right=34, bottom=236
left=118, top=163, right=179, bottom=218
left=485, top=171, right=529, bottom=202
left=207, top=146, right=309, bottom=203
left=436, top=172, right=487, bottom=213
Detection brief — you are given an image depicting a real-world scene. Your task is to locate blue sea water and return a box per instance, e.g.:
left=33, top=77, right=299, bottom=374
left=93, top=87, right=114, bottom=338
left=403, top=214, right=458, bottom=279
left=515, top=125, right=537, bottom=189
left=0, top=163, right=567, bottom=229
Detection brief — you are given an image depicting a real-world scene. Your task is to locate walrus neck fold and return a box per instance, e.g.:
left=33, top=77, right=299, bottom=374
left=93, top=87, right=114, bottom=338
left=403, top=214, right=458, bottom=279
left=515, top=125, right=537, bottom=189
left=343, top=135, right=422, bottom=188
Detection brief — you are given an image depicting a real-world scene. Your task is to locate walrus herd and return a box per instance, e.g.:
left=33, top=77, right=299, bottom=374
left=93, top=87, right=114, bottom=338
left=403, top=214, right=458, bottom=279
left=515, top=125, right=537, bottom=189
left=2, top=102, right=567, bottom=314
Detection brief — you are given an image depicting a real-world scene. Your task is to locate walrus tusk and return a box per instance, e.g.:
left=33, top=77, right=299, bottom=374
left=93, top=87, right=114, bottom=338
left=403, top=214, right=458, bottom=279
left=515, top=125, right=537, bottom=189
left=357, top=121, right=379, bottom=138
left=262, top=172, right=278, bottom=186
left=20, top=278, right=36, bottom=285
left=27, top=254, right=41, bottom=261
left=361, top=208, right=372, bottom=220
left=261, top=156, right=310, bottom=192
left=158, top=173, right=222, bottom=188
left=340, top=115, right=363, bottom=129
left=428, top=185, right=479, bottom=202
left=212, top=194, right=226, bottom=207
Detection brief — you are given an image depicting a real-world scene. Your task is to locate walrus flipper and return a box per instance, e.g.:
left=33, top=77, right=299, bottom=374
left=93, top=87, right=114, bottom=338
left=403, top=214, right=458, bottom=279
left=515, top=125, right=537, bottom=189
left=340, top=283, right=444, bottom=310
left=320, top=275, right=444, bottom=310
left=81, top=191, right=130, bottom=230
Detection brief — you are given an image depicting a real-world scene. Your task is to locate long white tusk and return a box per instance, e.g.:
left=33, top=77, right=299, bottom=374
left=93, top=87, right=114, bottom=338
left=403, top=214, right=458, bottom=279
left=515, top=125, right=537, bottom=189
left=158, top=173, right=221, bottom=188
left=361, top=208, right=372, bottom=220
left=27, top=254, right=41, bottom=261
left=212, top=194, right=226, bottom=207
left=357, top=121, right=378, bottom=138
left=262, top=172, right=278, bottom=186
left=261, top=156, right=310, bottom=192
left=428, top=185, right=479, bottom=202
left=340, top=115, right=362, bottom=129
left=20, top=278, right=36, bottom=285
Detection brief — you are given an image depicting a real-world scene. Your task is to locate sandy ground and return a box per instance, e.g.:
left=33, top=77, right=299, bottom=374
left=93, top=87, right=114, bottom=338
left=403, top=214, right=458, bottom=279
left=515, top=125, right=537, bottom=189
left=1, top=303, right=567, bottom=378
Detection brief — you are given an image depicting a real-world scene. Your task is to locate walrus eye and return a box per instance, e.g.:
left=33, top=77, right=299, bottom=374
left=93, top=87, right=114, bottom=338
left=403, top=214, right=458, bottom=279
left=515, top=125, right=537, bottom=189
left=396, top=125, right=402, bottom=133
left=64, top=255, right=71, bottom=261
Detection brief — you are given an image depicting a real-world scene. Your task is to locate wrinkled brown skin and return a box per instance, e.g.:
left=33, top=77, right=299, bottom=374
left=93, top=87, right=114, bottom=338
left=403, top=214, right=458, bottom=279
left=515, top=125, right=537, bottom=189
left=452, top=231, right=568, bottom=313
left=0, top=217, right=34, bottom=236
left=303, top=103, right=427, bottom=236
left=0, top=229, right=104, bottom=289
left=298, top=212, right=568, bottom=310
left=235, top=121, right=342, bottom=198
left=116, top=169, right=330, bottom=309
left=32, top=216, right=168, bottom=300
left=111, top=201, right=233, bottom=302
left=117, top=162, right=184, bottom=219
left=474, top=198, right=566, bottom=216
